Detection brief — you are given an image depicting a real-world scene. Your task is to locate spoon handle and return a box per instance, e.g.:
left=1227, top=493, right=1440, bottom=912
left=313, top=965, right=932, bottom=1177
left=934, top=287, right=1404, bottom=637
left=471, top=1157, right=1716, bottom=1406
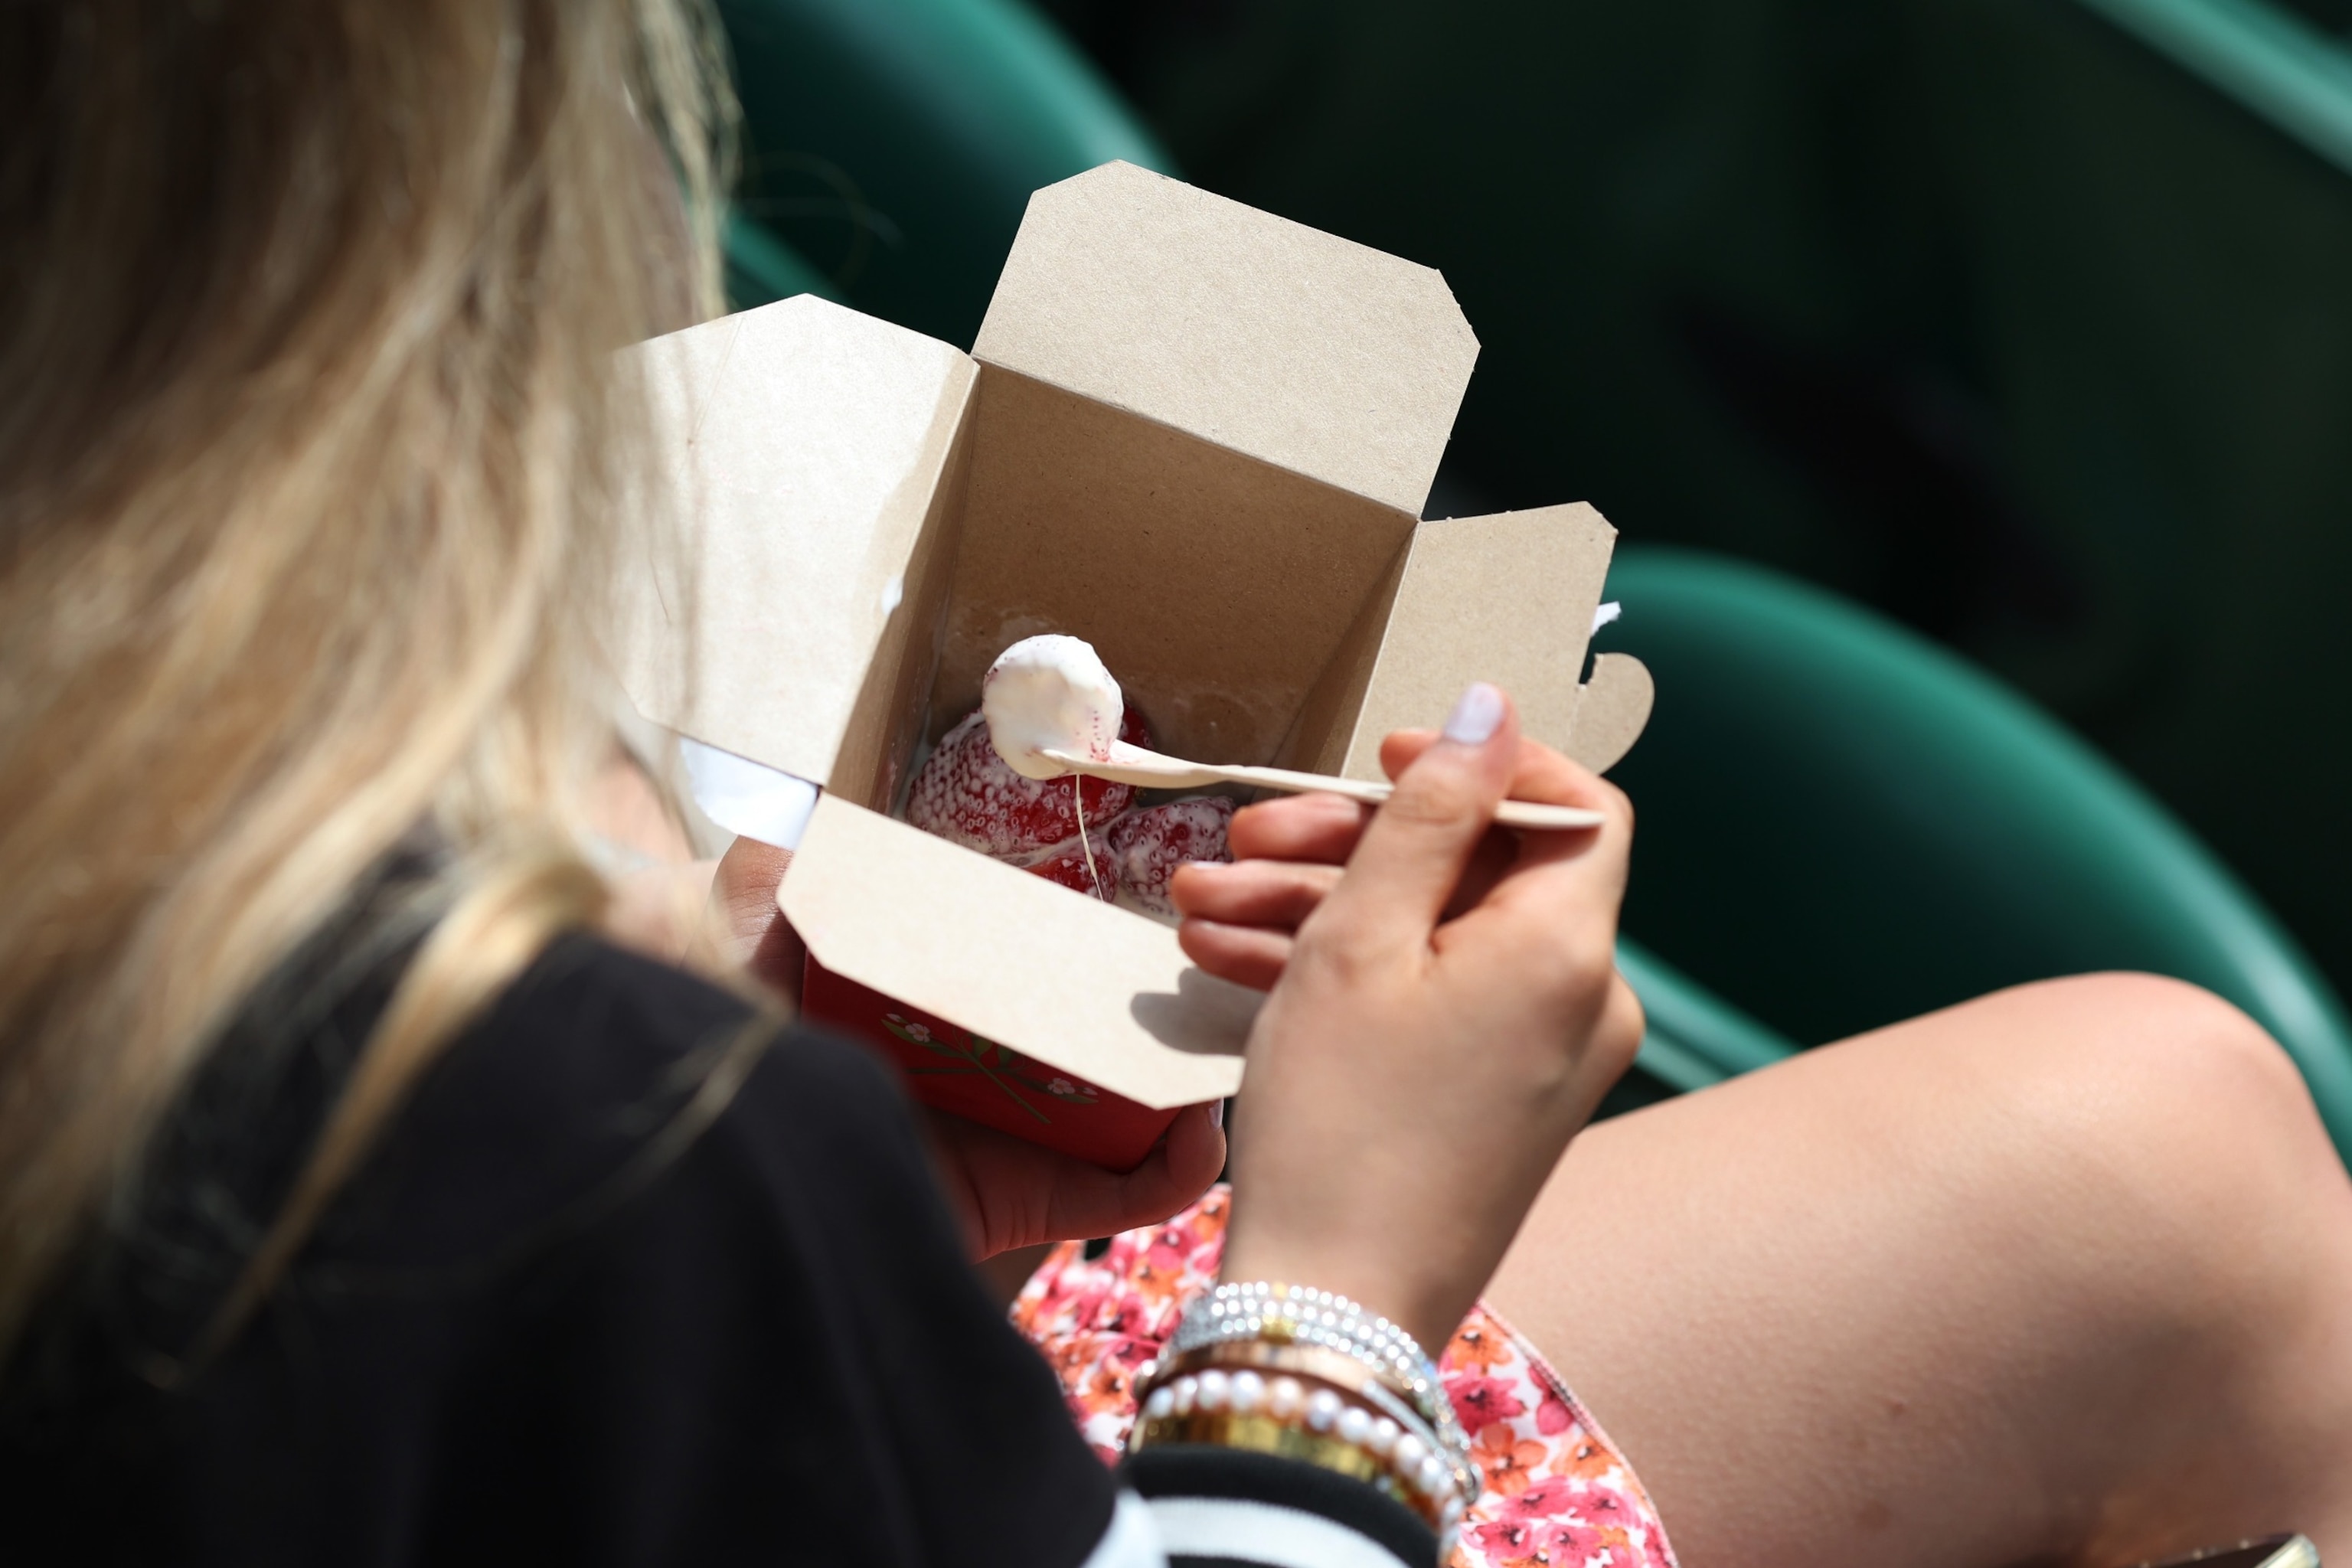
left=1038, top=747, right=1606, bottom=831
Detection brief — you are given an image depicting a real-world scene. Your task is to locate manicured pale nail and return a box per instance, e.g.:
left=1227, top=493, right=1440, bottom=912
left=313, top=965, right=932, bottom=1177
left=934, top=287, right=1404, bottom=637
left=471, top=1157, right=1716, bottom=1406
left=1442, top=682, right=1504, bottom=745
left=1210, top=1099, right=1226, bottom=1129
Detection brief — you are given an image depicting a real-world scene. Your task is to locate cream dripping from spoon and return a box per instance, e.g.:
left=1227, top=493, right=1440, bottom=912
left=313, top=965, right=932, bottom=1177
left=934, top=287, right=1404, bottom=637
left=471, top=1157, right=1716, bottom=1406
left=981, top=634, right=1125, bottom=780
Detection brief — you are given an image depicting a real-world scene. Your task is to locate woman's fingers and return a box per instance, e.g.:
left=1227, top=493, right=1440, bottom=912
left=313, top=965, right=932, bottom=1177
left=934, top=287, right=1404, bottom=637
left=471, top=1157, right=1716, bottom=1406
left=1378, top=727, right=1615, bottom=919
left=1472, top=751, right=1632, bottom=910
left=1310, top=684, right=1519, bottom=953
left=684, top=836, right=806, bottom=1002
left=1119, top=1099, right=1228, bottom=1215
left=925, top=1101, right=1227, bottom=1259
left=1178, top=919, right=1295, bottom=992
left=1170, top=858, right=1341, bottom=926
left=1384, top=727, right=1638, bottom=1006
left=1227, top=790, right=1371, bottom=865
left=1437, top=828, right=1522, bottom=921
left=1040, top=1101, right=1230, bottom=1248
left=1433, top=756, right=1632, bottom=999
left=1376, top=728, right=1442, bottom=782
left=1382, top=726, right=1612, bottom=835
left=1046, top=1100, right=1227, bottom=1242
left=1178, top=722, right=1618, bottom=993
left=706, top=836, right=791, bottom=956
left=1171, top=812, right=1510, bottom=947
left=1170, top=864, right=1333, bottom=994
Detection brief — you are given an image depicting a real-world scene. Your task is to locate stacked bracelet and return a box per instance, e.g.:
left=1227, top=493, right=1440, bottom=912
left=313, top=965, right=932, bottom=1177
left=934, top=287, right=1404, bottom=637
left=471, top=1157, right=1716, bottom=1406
left=1171, top=1282, right=1475, bottom=1481
left=1130, top=1359, right=1468, bottom=1540
left=1129, top=1282, right=1481, bottom=1550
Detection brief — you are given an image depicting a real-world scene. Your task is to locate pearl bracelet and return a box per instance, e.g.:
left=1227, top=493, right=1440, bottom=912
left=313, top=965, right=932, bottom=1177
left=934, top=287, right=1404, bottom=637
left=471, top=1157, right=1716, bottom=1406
left=1170, top=1282, right=1475, bottom=1482
left=1138, top=1341, right=1475, bottom=1508
left=1129, top=1362, right=1468, bottom=1543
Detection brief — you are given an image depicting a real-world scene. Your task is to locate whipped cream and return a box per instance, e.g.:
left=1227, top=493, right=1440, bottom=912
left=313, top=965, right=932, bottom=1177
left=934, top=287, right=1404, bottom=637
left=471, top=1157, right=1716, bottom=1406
left=981, top=634, right=1123, bottom=781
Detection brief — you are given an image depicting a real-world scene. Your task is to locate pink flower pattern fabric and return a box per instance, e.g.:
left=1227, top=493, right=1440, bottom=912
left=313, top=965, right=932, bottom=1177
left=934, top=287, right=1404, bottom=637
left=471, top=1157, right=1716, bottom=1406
left=1012, top=1185, right=1681, bottom=1568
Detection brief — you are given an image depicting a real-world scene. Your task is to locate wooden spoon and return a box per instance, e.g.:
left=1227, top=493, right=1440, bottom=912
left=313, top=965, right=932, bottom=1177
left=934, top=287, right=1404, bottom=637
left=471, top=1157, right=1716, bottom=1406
left=1040, top=741, right=1606, bottom=831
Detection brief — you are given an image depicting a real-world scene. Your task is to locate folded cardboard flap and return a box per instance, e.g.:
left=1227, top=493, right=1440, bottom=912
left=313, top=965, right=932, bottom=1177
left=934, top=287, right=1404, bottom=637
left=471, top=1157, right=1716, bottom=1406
left=974, top=162, right=1479, bottom=518
left=613, top=297, right=976, bottom=789
left=826, top=389, right=977, bottom=815
left=781, top=795, right=1254, bottom=1110
left=1568, top=654, right=1655, bottom=775
left=1336, top=505, right=1618, bottom=780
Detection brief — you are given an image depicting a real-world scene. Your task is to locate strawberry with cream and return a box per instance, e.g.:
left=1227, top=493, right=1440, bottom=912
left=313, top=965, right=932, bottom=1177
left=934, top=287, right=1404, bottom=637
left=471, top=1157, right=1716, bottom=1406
left=905, top=707, right=1145, bottom=858
left=1107, top=798, right=1235, bottom=916
left=904, top=633, right=1231, bottom=914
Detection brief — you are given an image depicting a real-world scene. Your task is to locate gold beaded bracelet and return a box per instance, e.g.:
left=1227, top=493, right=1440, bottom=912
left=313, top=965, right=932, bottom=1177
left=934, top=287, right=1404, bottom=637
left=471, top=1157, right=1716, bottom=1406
left=1129, top=1407, right=1424, bottom=1509
left=1145, top=1342, right=1477, bottom=1503
left=1130, top=1347, right=1468, bottom=1537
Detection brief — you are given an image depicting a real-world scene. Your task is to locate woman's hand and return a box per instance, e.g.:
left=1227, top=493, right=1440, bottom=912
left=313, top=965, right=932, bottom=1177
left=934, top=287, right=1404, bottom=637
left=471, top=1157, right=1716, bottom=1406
left=1171, top=684, right=1642, bottom=1352
left=920, top=1101, right=1226, bottom=1262
left=702, top=838, right=1227, bottom=1262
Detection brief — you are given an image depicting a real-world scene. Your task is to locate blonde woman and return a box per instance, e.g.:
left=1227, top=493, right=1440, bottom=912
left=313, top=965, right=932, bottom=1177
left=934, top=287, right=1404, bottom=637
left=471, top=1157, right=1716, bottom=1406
left=3, top=4, right=2349, bottom=1566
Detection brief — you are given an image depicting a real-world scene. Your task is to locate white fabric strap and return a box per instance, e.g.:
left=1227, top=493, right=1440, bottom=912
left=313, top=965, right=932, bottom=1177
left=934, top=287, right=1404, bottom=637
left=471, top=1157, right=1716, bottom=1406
left=1079, top=1490, right=1169, bottom=1568
left=1148, top=1495, right=1414, bottom=1568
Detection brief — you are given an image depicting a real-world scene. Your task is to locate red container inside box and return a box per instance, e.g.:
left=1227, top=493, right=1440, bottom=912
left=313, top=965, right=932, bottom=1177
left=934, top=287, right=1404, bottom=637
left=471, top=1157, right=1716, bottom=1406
left=802, top=956, right=1184, bottom=1172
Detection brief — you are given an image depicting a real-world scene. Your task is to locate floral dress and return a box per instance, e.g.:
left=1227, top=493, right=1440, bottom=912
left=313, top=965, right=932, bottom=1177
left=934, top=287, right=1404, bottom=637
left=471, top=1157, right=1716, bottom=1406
left=1013, top=1186, right=1681, bottom=1568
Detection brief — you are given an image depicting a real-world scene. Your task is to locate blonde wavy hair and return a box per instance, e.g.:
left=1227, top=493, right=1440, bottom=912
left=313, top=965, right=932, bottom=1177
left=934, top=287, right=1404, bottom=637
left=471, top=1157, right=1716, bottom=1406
left=0, top=0, right=732, bottom=1362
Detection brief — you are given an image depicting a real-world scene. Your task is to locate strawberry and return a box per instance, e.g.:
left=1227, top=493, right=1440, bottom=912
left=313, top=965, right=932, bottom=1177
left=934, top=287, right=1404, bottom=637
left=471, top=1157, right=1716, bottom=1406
left=906, top=704, right=1152, bottom=858
left=1022, top=839, right=1119, bottom=902
left=1107, top=796, right=1235, bottom=916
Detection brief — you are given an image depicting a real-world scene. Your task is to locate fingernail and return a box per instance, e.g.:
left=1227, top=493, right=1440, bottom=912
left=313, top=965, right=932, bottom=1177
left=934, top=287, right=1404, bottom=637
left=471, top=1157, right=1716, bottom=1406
left=1210, top=1099, right=1226, bottom=1129
left=1442, top=682, right=1504, bottom=745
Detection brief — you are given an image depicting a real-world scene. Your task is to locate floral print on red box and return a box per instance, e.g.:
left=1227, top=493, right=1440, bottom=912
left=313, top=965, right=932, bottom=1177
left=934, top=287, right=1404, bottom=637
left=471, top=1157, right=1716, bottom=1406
left=1013, top=1185, right=1681, bottom=1568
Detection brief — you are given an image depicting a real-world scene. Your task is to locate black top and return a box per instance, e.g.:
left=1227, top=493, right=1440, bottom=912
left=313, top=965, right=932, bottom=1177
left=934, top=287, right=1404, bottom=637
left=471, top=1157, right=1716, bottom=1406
left=0, top=934, right=1436, bottom=1567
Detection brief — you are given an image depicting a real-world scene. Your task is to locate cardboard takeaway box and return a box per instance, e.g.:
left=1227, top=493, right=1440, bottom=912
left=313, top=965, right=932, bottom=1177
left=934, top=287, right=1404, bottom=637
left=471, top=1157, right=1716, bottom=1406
left=615, top=162, right=1655, bottom=1170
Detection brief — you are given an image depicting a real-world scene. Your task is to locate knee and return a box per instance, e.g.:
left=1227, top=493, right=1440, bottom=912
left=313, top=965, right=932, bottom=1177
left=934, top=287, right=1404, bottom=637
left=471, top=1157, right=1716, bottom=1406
left=1970, top=972, right=2344, bottom=1285
left=2002, top=973, right=2312, bottom=1156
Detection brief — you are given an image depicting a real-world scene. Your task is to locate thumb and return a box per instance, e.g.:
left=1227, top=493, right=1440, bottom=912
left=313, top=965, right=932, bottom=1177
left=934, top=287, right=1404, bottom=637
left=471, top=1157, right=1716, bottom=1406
left=1315, top=682, right=1517, bottom=951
